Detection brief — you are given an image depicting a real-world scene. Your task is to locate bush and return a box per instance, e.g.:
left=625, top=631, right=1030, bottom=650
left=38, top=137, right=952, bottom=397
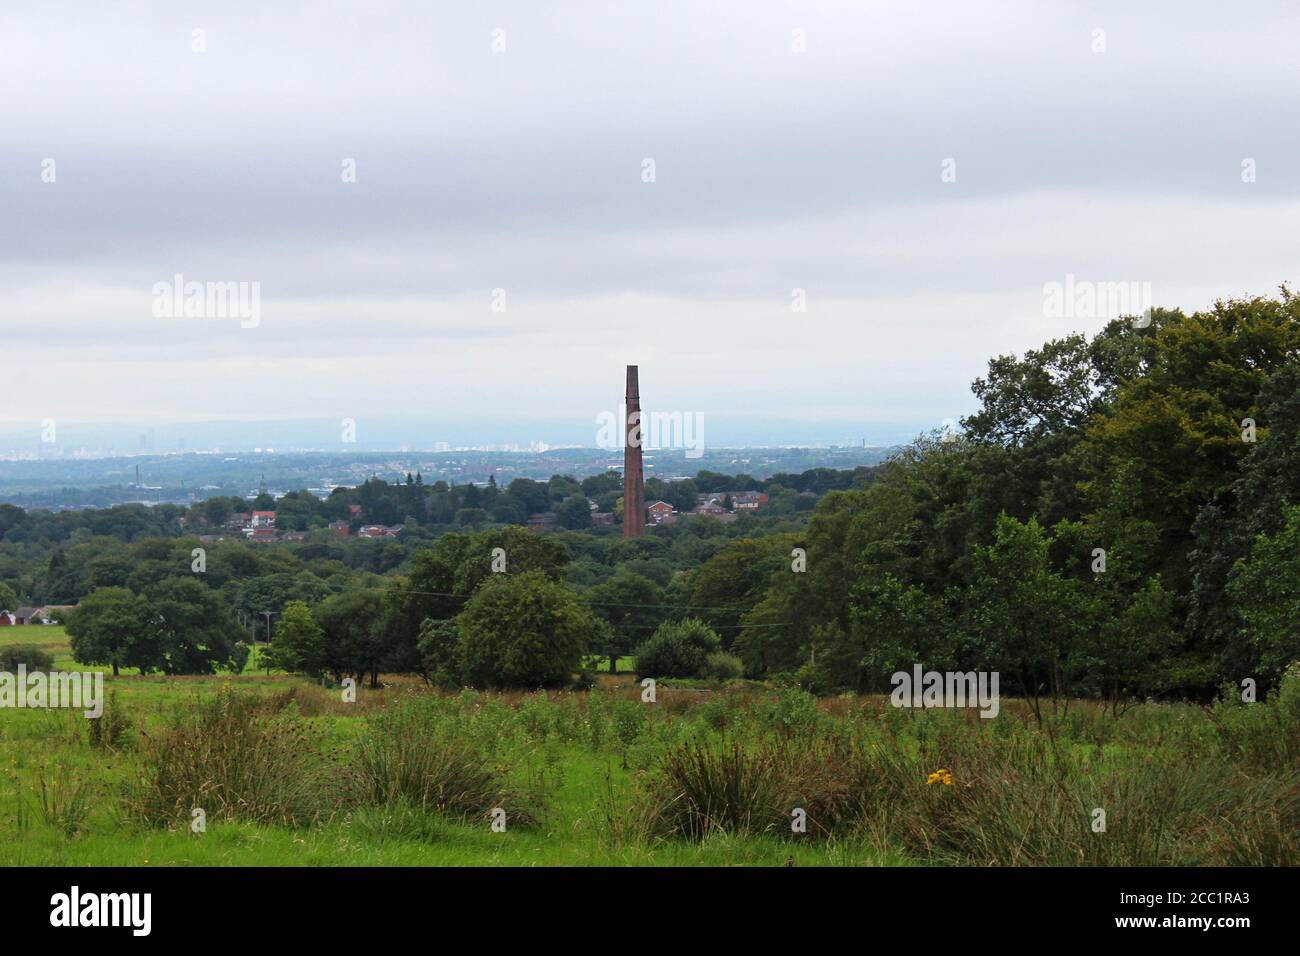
left=636, top=735, right=870, bottom=841
left=703, top=652, right=744, bottom=682
left=353, top=695, right=540, bottom=826
left=647, top=738, right=788, bottom=839
left=1209, top=661, right=1300, bottom=771
left=127, top=688, right=337, bottom=828
left=634, top=618, right=722, bottom=679
left=0, top=644, right=54, bottom=671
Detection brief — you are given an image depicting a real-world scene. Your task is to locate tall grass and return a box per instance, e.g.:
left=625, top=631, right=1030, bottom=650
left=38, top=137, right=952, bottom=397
left=86, top=690, right=133, bottom=751
left=11, top=665, right=1298, bottom=865
left=352, top=695, right=541, bottom=828
left=621, top=675, right=1300, bottom=865
left=126, top=688, right=338, bottom=828
left=30, top=763, right=96, bottom=837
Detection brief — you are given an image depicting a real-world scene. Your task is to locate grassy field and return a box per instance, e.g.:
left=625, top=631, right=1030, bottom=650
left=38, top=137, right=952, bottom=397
left=1, top=628, right=1297, bottom=866
left=0, top=625, right=277, bottom=677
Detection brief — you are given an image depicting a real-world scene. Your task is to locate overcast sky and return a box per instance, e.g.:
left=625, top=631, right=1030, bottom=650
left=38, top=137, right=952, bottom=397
left=3, top=1, right=1299, bottom=448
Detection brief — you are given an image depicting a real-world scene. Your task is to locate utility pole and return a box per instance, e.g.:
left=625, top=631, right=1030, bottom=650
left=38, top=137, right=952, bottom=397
left=261, top=611, right=276, bottom=676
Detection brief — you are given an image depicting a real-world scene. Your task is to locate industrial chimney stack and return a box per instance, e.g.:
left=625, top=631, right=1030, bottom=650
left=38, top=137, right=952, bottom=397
left=623, top=365, right=646, bottom=538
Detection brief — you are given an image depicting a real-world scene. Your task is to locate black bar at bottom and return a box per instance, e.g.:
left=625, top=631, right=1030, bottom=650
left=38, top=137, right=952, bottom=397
left=1, top=865, right=1292, bottom=942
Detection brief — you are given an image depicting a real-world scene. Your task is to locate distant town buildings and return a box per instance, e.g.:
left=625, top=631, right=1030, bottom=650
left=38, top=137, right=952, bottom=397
left=0, top=605, right=73, bottom=626
left=698, top=490, right=768, bottom=512
left=614, top=489, right=770, bottom=529
left=357, top=525, right=401, bottom=538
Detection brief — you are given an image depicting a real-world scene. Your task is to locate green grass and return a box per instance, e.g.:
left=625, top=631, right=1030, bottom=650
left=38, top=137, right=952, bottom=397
left=0, top=676, right=892, bottom=866
left=0, top=667, right=1296, bottom=867
left=583, top=655, right=635, bottom=674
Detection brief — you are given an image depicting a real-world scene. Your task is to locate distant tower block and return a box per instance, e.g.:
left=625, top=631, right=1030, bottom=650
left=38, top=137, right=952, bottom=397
left=623, top=365, right=646, bottom=539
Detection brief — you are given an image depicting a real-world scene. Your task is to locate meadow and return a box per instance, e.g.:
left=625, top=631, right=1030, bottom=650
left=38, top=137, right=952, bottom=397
left=1, top=626, right=1297, bottom=867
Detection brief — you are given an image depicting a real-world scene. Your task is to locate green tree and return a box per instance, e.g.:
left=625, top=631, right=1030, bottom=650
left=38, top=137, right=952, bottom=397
left=416, top=618, right=460, bottom=686
left=585, top=570, right=665, bottom=672
left=314, top=589, right=385, bottom=686
left=505, top=478, right=550, bottom=515
left=1228, top=504, right=1300, bottom=684
left=841, top=574, right=956, bottom=694
left=1083, top=294, right=1300, bottom=592
left=686, top=536, right=793, bottom=645
left=263, top=600, right=326, bottom=677
left=146, top=577, right=248, bottom=675
left=1082, top=578, right=1179, bottom=714
left=967, top=515, right=1089, bottom=723
left=449, top=526, right=569, bottom=596
left=556, top=494, right=593, bottom=530
left=65, top=587, right=149, bottom=677
left=634, top=618, right=721, bottom=679
left=1189, top=355, right=1300, bottom=686
left=375, top=550, right=459, bottom=678
left=455, top=571, right=595, bottom=688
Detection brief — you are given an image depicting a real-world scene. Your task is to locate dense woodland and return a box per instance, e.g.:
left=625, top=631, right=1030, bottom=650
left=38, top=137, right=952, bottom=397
left=5, top=290, right=1300, bottom=707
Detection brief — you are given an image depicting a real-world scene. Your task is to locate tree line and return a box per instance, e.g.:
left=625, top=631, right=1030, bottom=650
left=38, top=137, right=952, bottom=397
left=17, top=288, right=1300, bottom=704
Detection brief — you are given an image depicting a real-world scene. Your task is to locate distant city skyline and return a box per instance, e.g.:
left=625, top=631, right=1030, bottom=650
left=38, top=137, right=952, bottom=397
left=0, top=414, right=916, bottom=461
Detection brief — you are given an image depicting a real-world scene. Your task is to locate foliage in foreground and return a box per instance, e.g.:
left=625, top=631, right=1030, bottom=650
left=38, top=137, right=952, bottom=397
left=6, top=665, right=1296, bottom=866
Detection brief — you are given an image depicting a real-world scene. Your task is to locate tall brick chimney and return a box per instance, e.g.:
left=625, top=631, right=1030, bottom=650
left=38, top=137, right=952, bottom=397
left=623, top=365, right=646, bottom=538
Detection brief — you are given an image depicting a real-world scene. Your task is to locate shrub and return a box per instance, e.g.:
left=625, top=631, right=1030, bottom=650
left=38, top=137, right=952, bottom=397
left=703, top=652, right=744, bottom=682
left=629, top=701, right=1300, bottom=863
left=646, top=738, right=789, bottom=839
left=127, top=688, right=337, bottom=828
left=1209, top=661, right=1300, bottom=771
left=634, top=618, right=721, bottom=679
left=636, top=735, right=872, bottom=841
left=353, top=695, right=540, bottom=827
left=0, top=644, right=54, bottom=671
left=758, top=685, right=824, bottom=738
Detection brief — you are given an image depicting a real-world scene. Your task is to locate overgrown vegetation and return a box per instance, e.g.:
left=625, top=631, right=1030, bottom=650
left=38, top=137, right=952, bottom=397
left=126, top=688, right=339, bottom=828
left=1, top=668, right=1294, bottom=866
